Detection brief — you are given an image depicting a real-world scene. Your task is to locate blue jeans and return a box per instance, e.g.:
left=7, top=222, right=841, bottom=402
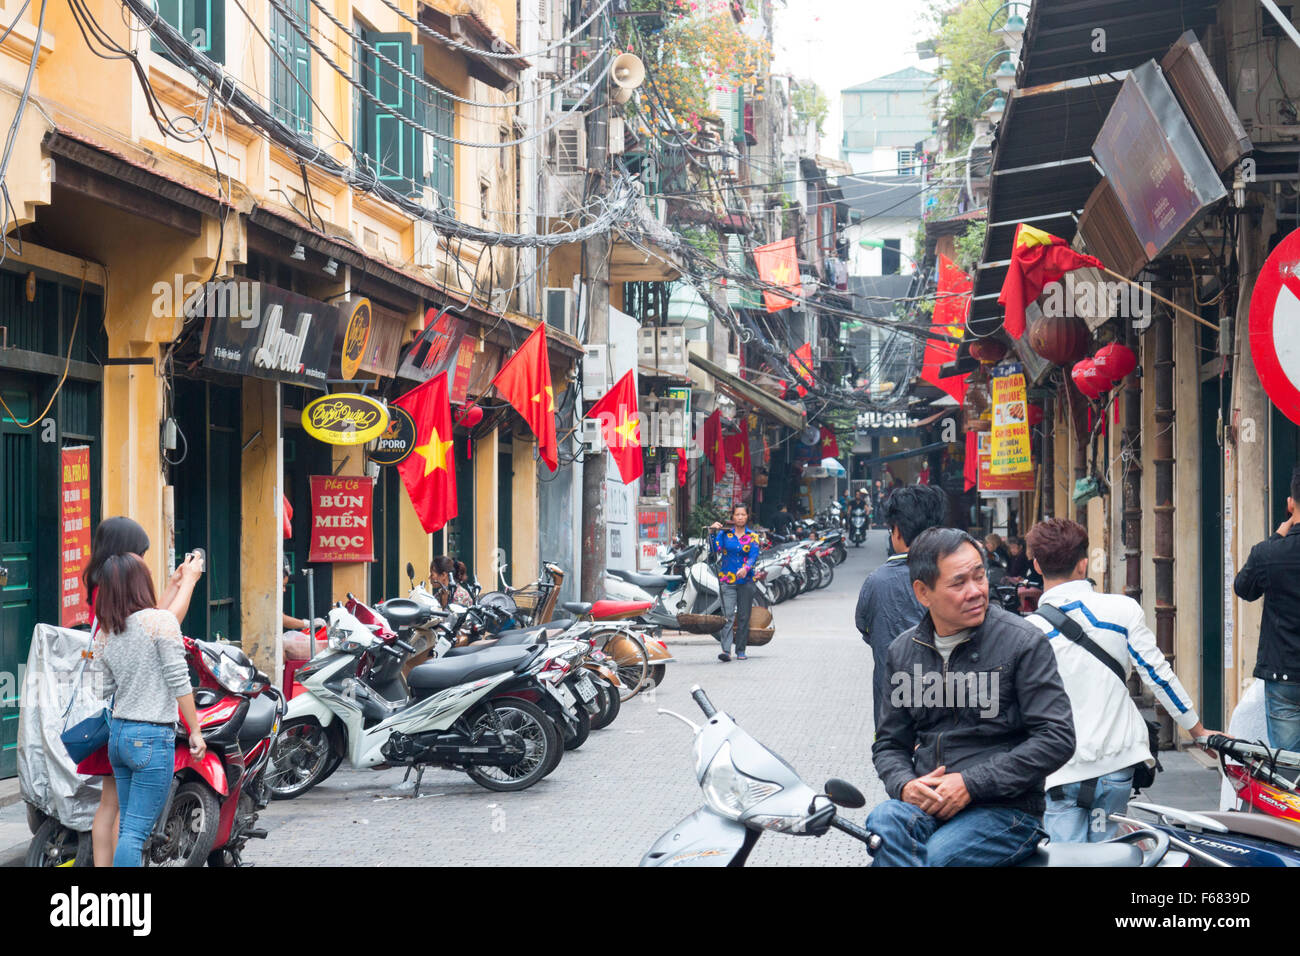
left=1044, top=767, right=1135, bottom=843
left=1265, top=681, right=1300, bottom=752
left=109, top=719, right=175, bottom=868
left=718, top=580, right=754, bottom=655
left=866, top=800, right=1045, bottom=866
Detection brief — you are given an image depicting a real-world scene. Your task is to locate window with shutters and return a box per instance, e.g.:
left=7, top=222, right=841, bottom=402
left=425, top=82, right=455, bottom=209
left=354, top=25, right=425, bottom=197
left=270, top=0, right=311, bottom=133
left=151, top=0, right=224, bottom=64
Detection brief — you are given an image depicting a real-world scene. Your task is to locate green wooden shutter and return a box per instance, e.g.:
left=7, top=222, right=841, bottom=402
left=271, top=0, right=311, bottom=132
left=429, top=84, right=455, bottom=209
left=150, top=0, right=223, bottom=64
left=361, top=31, right=424, bottom=196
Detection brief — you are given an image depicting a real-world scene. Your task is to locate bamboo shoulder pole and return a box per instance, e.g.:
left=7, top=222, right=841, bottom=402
left=1101, top=267, right=1218, bottom=332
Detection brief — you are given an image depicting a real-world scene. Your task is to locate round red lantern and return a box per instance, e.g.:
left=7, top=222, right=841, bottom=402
left=969, top=339, right=1008, bottom=364
left=1027, top=404, right=1044, bottom=426
left=1093, top=342, right=1137, bottom=383
left=455, top=403, right=484, bottom=428
left=1071, top=359, right=1110, bottom=400
left=1027, top=312, right=1089, bottom=366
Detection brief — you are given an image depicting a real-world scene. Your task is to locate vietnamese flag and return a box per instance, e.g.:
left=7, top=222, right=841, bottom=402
left=999, top=223, right=1105, bottom=339
left=702, top=409, right=725, bottom=476
left=725, top=418, right=752, bottom=484
left=492, top=324, right=558, bottom=470
left=963, top=430, right=978, bottom=492
left=588, top=370, right=643, bottom=484
left=789, top=342, right=814, bottom=397
left=921, top=254, right=970, bottom=404
left=753, top=237, right=800, bottom=312
left=392, top=373, right=458, bottom=533
left=819, top=424, right=839, bottom=460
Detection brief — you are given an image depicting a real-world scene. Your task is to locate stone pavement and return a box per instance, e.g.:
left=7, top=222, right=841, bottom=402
left=0, top=529, right=1226, bottom=866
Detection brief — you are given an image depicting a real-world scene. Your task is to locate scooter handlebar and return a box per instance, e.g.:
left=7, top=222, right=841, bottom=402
left=690, top=685, right=716, bottom=719
left=830, top=814, right=882, bottom=852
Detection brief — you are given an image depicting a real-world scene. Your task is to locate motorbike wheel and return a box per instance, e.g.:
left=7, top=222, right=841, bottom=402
left=589, top=678, right=620, bottom=730
left=562, top=703, right=591, bottom=751
left=598, top=630, right=650, bottom=702
left=465, top=698, right=560, bottom=792
left=26, top=802, right=46, bottom=835
left=146, top=781, right=220, bottom=867
left=816, top=561, right=835, bottom=590
left=266, top=718, right=342, bottom=800
left=835, top=545, right=848, bottom=565
left=649, top=663, right=667, bottom=688
left=25, top=818, right=92, bottom=868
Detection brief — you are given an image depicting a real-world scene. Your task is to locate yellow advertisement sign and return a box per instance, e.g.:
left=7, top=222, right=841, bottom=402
left=990, top=362, right=1033, bottom=476
left=302, top=393, right=390, bottom=446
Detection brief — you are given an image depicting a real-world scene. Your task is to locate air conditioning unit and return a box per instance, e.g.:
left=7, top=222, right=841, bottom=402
left=551, top=115, right=586, bottom=176
left=582, top=344, right=608, bottom=401
left=544, top=287, right=574, bottom=336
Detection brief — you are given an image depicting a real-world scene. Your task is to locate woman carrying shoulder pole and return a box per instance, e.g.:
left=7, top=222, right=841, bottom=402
left=708, top=504, right=759, bottom=662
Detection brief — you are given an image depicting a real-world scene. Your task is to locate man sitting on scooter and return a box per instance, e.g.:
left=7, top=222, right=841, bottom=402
left=867, top=528, right=1075, bottom=866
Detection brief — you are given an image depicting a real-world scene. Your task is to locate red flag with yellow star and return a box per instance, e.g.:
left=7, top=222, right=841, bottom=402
left=391, top=372, right=457, bottom=533
left=492, top=323, right=558, bottom=470
left=998, top=223, right=1104, bottom=339
left=753, top=237, right=800, bottom=312
left=587, top=369, right=643, bottom=484
left=724, top=417, right=752, bottom=484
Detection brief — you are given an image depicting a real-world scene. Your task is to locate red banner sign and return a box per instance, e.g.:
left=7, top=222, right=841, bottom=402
left=977, top=431, right=1035, bottom=496
left=308, top=475, right=375, bottom=562
left=60, top=446, right=92, bottom=627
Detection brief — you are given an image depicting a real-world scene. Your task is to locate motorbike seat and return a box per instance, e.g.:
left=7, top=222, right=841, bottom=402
left=237, top=692, right=278, bottom=747
left=376, top=599, right=433, bottom=629
left=606, top=568, right=683, bottom=591
left=495, top=625, right=548, bottom=645
left=1018, top=840, right=1143, bottom=867
left=406, top=645, right=537, bottom=694
left=1197, top=811, right=1300, bottom=849
left=562, top=601, right=594, bottom=616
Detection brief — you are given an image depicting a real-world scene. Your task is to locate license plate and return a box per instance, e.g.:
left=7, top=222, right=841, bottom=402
left=549, top=682, right=577, bottom=709
left=574, top=675, right=597, bottom=702
left=434, top=636, right=452, bottom=657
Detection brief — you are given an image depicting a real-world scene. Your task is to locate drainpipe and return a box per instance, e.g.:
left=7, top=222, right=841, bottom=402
left=1123, top=320, right=1143, bottom=604
left=1153, top=306, right=1177, bottom=747
left=1041, top=396, right=1054, bottom=519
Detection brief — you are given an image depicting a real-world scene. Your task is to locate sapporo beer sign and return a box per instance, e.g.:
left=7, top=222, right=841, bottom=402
left=302, top=393, right=390, bottom=446
left=1249, top=226, right=1300, bottom=425
left=308, top=475, right=374, bottom=562
left=367, top=404, right=416, bottom=465
left=340, top=298, right=372, bottom=380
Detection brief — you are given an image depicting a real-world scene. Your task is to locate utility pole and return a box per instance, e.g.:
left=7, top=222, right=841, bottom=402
left=579, top=14, right=610, bottom=603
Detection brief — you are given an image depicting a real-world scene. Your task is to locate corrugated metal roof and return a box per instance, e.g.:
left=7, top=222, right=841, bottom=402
left=841, top=174, right=923, bottom=220
left=843, top=67, right=936, bottom=93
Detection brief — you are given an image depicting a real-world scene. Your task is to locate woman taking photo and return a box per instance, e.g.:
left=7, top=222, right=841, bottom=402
left=80, top=517, right=203, bottom=866
left=708, top=504, right=759, bottom=662
left=93, top=554, right=206, bottom=867
left=430, top=555, right=473, bottom=608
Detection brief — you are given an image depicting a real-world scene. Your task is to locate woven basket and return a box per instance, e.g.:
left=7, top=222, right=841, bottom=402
left=678, top=613, right=725, bottom=634
left=747, top=627, right=775, bottom=647
left=749, top=607, right=773, bottom=630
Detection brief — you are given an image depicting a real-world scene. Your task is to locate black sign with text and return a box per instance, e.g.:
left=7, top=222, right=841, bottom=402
left=197, top=281, right=340, bottom=389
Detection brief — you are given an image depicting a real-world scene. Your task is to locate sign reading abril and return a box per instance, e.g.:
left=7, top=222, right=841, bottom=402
left=60, top=445, right=92, bottom=627
left=308, top=476, right=375, bottom=562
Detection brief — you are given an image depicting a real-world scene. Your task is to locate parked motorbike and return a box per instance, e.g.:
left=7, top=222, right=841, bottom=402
left=1113, top=800, right=1300, bottom=866
left=266, top=600, right=564, bottom=798
left=642, top=685, right=1170, bottom=867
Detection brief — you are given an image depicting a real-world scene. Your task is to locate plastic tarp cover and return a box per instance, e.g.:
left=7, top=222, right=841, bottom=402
left=17, top=624, right=108, bottom=831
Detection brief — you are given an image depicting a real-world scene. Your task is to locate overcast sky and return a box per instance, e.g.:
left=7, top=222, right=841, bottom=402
left=771, top=0, right=933, bottom=158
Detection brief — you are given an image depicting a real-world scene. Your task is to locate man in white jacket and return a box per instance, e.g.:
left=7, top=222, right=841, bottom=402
left=1024, top=518, right=1213, bottom=843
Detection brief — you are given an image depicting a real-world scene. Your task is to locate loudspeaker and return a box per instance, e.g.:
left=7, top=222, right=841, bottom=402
left=610, top=53, right=645, bottom=91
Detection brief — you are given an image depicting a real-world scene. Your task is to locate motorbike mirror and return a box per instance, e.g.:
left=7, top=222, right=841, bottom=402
left=824, top=778, right=866, bottom=809
left=406, top=562, right=416, bottom=584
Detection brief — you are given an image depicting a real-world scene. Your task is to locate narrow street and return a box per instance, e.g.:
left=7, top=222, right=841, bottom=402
left=244, top=534, right=1219, bottom=867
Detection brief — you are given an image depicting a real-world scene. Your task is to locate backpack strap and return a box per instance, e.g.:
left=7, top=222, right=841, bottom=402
left=1031, top=602, right=1127, bottom=687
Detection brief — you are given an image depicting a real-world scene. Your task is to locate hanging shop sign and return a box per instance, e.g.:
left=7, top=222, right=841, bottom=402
left=358, top=305, right=405, bottom=378
left=977, top=431, right=1034, bottom=497
left=856, top=410, right=922, bottom=431
left=308, top=475, right=375, bottom=562
left=197, top=281, right=338, bottom=388
left=367, top=404, right=417, bottom=466
left=339, top=298, right=373, bottom=380
left=1249, top=226, right=1300, bottom=425
left=302, top=393, right=390, bottom=446
left=396, top=308, right=469, bottom=383
left=60, top=445, right=92, bottom=628
left=989, top=361, right=1033, bottom=476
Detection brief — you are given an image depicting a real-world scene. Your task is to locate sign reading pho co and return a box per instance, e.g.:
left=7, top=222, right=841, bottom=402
left=308, top=475, right=374, bottom=562
left=302, top=393, right=390, bottom=446
left=197, top=281, right=339, bottom=388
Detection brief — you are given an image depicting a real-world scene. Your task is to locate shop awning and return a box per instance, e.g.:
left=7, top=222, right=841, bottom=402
left=853, top=440, right=949, bottom=469
left=688, top=352, right=806, bottom=430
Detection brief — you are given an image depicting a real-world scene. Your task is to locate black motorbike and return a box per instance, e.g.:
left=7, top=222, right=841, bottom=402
left=848, top=505, right=869, bottom=547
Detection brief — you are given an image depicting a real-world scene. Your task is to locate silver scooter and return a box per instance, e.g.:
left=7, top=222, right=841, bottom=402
left=641, top=686, right=1171, bottom=867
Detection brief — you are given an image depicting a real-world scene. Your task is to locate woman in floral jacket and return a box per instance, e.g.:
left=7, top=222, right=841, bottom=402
left=709, top=504, right=759, bottom=661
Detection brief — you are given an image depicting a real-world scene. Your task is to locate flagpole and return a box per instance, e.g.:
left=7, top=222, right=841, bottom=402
left=1100, top=267, right=1218, bottom=332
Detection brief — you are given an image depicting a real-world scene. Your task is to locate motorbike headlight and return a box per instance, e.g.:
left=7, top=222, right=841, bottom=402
left=204, top=649, right=259, bottom=695
left=700, top=740, right=782, bottom=820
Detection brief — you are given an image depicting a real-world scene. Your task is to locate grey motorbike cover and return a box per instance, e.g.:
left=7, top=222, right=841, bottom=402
left=640, top=807, right=749, bottom=867
left=18, top=624, right=107, bottom=831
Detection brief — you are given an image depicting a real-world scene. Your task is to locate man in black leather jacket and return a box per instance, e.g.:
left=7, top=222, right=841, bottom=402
left=866, top=528, right=1075, bottom=866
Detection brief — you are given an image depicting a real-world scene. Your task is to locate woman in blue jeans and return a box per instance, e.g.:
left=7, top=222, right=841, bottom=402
left=709, top=505, right=759, bottom=662
left=92, top=554, right=205, bottom=867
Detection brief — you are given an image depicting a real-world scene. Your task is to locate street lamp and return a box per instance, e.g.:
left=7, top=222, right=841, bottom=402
left=983, top=50, right=1018, bottom=94
left=988, top=2, right=1028, bottom=52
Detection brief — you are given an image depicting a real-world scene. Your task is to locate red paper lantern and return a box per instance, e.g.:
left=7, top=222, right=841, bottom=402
left=1027, top=404, right=1044, bottom=426
left=969, top=339, right=1008, bottom=364
left=455, top=403, right=484, bottom=428
left=1027, top=312, right=1090, bottom=366
left=1093, top=343, right=1137, bottom=382
left=1071, top=359, right=1110, bottom=401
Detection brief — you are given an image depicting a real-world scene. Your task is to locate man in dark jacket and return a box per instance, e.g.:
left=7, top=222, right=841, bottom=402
left=855, top=485, right=948, bottom=730
left=1234, top=465, right=1300, bottom=750
left=867, top=528, right=1076, bottom=866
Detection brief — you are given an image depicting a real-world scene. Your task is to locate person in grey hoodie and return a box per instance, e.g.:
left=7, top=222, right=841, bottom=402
left=855, top=485, right=948, bottom=731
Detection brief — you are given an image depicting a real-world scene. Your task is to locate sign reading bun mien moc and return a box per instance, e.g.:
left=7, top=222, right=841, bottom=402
left=302, top=393, right=390, bottom=446
left=309, top=475, right=375, bottom=562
